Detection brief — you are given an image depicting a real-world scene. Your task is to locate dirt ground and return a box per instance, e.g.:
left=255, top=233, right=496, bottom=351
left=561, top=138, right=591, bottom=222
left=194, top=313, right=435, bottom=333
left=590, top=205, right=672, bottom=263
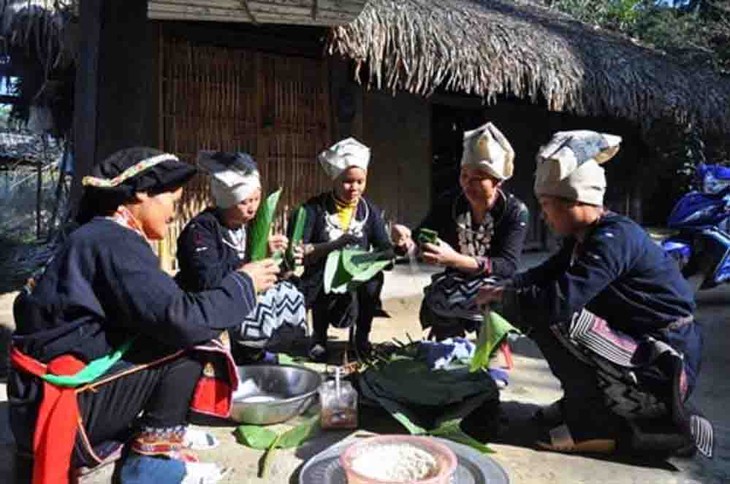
left=0, top=261, right=728, bottom=483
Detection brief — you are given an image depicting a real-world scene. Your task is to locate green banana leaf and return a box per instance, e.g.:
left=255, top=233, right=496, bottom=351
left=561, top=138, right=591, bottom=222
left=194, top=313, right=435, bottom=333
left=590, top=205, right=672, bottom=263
left=356, top=343, right=498, bottom=454
left=236, top=414, right=320, bottom=478
left=276, top=414, right=320, bottom=448
left=249, top=188, right=282, bottom=262
left=323, top=249, right=347, bottom=294
left=323, top=248, right=393, bottom=294
left=429, top=419, right=494, bottom=454
left=469, top=311, right=520, bottom=373
left=235, top=425, right=278, bottom=450
left=285, top=206, right=307, bottom=267
left=342, top=250, right=393, bottom=282
left=359, top=363, right=494, bottom=453
left=361, top=358, right=495, bottom=407
left=358, top=374, right=428, bottom=435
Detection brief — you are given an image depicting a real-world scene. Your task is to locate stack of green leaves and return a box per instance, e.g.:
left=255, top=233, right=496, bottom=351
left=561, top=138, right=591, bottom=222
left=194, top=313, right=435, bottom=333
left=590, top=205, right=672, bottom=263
left=249, top=188, right=282, bottom=262
left=323, top=248, right=393, bottom=294
left=358, top=342, right=497, bottom=453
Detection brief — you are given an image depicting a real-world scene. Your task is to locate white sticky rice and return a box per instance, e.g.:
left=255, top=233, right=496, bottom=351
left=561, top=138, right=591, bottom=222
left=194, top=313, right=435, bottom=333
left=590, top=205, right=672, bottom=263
left=350, top=443, right=438, bottom=482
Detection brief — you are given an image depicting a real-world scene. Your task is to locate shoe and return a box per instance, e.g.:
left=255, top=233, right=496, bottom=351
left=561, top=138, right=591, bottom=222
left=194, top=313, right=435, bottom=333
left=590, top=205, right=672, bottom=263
left=308, top=343, right=328, bottom=363
left=183, top=428, right=219, bottom=451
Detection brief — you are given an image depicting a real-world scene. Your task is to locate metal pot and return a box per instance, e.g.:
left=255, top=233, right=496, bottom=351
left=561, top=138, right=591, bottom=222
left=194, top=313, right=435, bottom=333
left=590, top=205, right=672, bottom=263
left=231, top=365, right=322, bottom=425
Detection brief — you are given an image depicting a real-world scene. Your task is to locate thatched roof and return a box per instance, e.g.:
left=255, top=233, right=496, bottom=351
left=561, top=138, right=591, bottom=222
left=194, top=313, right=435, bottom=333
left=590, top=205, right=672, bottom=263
left=328, top=0, right=730, bottom=135
left=0, top=1, right=76, bottom=73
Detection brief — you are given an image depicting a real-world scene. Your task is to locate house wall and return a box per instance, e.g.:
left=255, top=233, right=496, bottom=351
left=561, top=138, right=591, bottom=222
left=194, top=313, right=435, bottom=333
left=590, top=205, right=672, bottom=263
left=155, top=22, right=335, bottom=269
left=362, top=91, right=431, bottom=227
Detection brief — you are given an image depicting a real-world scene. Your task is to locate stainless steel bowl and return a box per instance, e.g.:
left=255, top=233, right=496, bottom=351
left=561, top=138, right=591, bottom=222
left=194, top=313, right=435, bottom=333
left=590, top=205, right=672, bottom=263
left=231, top=365, right=322, bottom=425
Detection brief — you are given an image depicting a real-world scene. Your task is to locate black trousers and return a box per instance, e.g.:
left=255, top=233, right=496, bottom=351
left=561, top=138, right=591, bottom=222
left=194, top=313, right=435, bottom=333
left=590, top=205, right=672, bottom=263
left=10, top=354, right=203, bottom=470
left=528, top=324, right=619, bottom=440
left=311, top=273, right=384, bottom=347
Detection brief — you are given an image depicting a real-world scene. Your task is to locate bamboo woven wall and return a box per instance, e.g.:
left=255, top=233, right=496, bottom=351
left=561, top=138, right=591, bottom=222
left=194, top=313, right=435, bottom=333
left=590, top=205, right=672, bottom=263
left=158, top=34, right=332, bottom=270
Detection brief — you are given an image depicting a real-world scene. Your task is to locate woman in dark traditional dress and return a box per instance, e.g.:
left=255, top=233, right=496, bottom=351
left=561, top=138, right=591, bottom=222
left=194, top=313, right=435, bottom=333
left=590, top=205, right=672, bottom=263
left=176, top=151, right=306, bottom=361
left=295, top=138, right=394, bottom=362
left=9, top=147, right=279, bottom=483
left=477, top=131, right=711, bottom=457
left=392, top=123, right=529, bottom=341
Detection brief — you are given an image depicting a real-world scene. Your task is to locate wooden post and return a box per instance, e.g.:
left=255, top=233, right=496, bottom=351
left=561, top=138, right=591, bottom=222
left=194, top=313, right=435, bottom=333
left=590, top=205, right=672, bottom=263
left=71, top=0, right=154, bottom=213
left=70, top=0, right=103, bottom=209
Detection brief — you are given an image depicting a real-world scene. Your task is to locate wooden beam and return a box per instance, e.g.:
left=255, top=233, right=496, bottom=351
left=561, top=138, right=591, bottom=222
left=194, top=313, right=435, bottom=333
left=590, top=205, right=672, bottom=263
left=148, top=0, right=364, bottom=25
left=161, top=21, right=326, bottom=58
left=95, top=0, right=156, bottom=160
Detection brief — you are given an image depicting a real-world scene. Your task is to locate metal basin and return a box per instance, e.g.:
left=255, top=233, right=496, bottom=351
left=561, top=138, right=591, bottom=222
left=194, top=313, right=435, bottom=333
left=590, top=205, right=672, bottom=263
left=231, top=365, right=322, bottom=425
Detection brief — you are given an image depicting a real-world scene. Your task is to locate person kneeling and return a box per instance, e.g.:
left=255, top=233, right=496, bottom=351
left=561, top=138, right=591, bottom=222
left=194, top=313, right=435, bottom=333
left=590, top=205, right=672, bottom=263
left=477, top=131, right=711, bottom=458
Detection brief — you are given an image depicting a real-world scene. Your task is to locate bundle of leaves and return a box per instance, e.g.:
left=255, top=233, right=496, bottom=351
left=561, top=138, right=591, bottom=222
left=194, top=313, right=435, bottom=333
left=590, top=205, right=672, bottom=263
left=356, top=340, right=499, bottom=451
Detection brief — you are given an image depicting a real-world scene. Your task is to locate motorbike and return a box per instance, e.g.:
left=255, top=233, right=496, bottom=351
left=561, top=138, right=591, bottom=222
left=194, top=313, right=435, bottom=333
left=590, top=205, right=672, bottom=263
left=660, top=163, right=730, bottom=290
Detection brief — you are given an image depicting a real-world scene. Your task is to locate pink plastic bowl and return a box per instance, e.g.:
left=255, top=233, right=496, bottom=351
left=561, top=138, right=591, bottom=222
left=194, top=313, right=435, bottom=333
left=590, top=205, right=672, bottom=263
left=340, top=435, right=458, bottom=484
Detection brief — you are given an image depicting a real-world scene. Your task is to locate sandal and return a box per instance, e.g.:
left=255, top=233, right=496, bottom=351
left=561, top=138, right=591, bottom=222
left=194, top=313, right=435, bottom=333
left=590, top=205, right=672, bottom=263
left=536, top=423, right=616, bottom=454
left=184, top=427, right=220, bottom=451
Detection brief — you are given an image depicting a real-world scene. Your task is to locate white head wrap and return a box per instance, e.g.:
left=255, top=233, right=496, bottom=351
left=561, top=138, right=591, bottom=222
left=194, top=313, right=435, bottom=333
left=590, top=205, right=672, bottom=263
left=461, top=122, right=515, bottom=181
left=534, top=130, right=622, bottom=206
left=318, top=137, right=370, bottom=180
left=198, top=151, right=261, bottom=209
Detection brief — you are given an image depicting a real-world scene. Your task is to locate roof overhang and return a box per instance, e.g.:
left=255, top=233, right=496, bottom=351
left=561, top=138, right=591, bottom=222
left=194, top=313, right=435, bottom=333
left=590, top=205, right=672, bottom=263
left=148, top=0, right=368, bottom=26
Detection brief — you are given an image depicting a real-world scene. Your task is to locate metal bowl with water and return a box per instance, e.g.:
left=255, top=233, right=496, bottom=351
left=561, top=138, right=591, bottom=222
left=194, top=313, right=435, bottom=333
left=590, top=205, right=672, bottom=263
left=231, top=365, right=322, bottom=425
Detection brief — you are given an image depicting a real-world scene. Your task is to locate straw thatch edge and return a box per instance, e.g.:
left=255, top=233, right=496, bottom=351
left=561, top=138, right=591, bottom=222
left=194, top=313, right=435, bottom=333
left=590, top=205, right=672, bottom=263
left=328, top=0, right=730, bottom=135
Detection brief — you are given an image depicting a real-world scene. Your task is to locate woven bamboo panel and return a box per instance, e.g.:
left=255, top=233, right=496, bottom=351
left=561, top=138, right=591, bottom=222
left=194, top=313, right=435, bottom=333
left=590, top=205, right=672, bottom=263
left=158, top=35, right=331, bottom=270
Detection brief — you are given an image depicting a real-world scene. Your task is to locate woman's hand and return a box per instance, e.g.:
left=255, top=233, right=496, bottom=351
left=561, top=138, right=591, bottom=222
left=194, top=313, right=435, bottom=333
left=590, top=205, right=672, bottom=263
left=240, top=259, right=280, bottom=293
left=268, top=234, right=289, bottom=254
left=391, top=224, right=415, bottom=253
left=476, top=284, right=504, bottom=308
left=420, top=240, right=460, bottom=267
left=291, top=243, right=304, bottom=266
left=336, top=233, right=361, bottom=249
